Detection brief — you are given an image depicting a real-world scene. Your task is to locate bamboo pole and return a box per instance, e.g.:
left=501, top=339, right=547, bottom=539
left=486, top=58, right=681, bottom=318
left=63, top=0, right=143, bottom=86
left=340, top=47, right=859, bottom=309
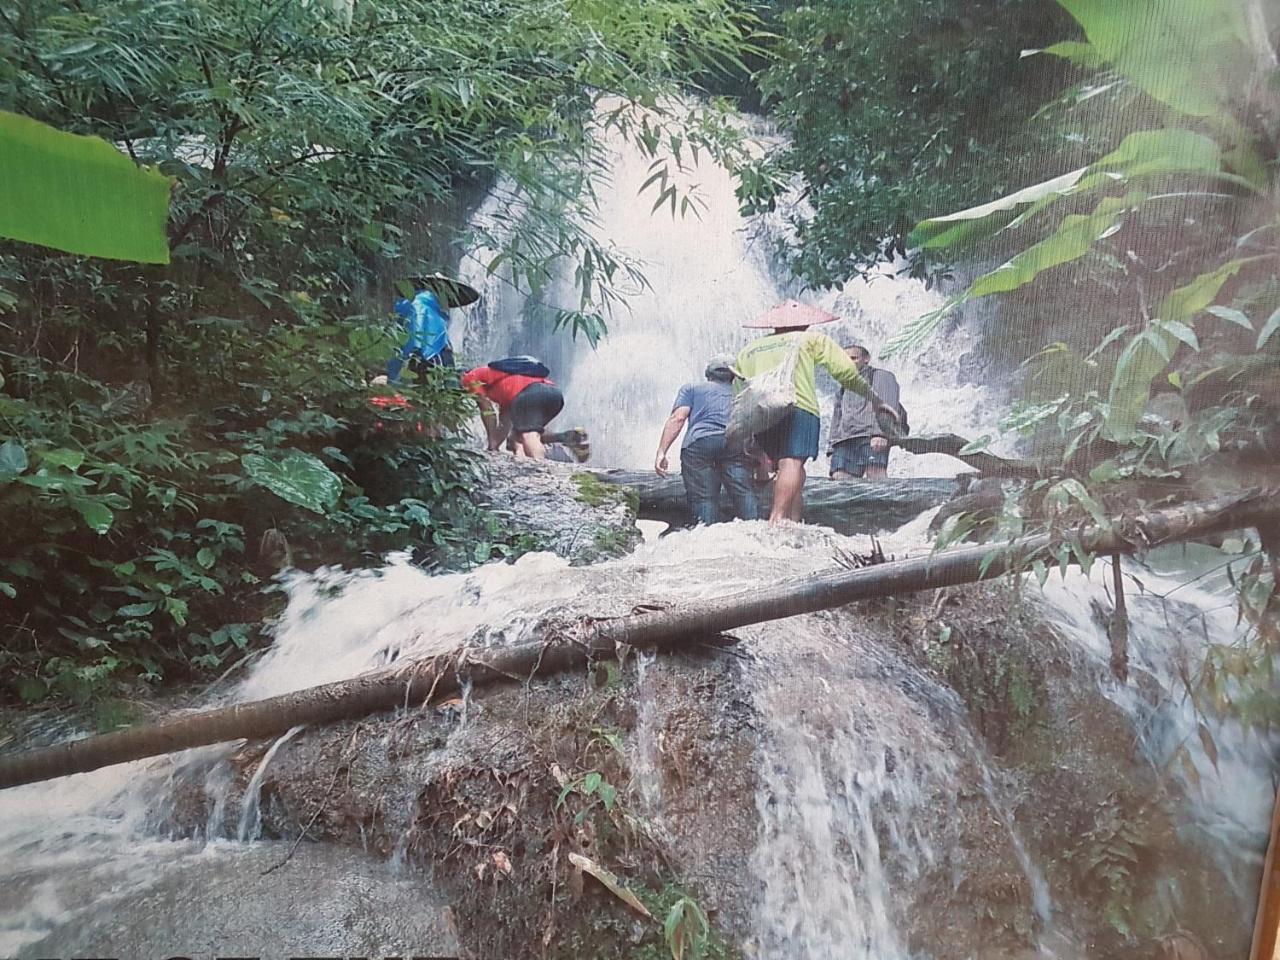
left=0, top=490, right=1273, bottom=791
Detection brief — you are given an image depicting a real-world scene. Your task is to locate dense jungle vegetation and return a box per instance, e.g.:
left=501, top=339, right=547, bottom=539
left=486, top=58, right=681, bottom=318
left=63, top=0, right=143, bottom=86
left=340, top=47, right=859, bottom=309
left=0, top=0, right=756, bottom=703
left=2, top=0, right=1278, bottom=734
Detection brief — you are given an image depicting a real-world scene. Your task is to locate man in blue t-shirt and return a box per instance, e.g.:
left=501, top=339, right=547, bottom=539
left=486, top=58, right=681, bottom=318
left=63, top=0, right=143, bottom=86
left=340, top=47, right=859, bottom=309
left=654, top=356, right=758, bottom=525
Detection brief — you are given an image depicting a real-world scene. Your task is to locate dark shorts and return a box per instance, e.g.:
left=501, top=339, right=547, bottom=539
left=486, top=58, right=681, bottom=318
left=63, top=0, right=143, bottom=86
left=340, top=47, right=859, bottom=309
left=509, top=381, right=564, bottom=433
left=756, top=408, right=820, bottom=462
left=830, top=437, right=889, bottom=477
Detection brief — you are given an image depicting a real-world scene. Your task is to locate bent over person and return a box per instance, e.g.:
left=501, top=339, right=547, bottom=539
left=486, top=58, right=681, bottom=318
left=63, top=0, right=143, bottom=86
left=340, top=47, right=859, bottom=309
left=735, top=301, right=898, bottom=524
left=655, top=355, right=758, bottom=525
left=461, top=357, right=564, bottom=460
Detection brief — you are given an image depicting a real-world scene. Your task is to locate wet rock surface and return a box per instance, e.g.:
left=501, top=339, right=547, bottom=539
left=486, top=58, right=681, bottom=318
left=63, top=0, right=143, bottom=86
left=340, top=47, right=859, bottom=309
left=176, top=574, right=1249, bottom=960
left=17, top=843, right=460, bottom=960
left=482, top=454, right=642, bottom=564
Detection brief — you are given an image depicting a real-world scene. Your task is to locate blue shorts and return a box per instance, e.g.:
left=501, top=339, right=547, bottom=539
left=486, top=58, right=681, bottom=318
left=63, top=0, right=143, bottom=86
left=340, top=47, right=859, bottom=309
left=757, top=408, right=820, bottom=462
left=830, top=437, right=889, bottom=477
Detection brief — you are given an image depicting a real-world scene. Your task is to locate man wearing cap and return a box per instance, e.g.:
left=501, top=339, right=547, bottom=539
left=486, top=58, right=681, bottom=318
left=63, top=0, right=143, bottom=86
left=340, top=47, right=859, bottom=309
left=735, top=301, right=899, bottom=524
left=655, top=356, right=758, bottom=525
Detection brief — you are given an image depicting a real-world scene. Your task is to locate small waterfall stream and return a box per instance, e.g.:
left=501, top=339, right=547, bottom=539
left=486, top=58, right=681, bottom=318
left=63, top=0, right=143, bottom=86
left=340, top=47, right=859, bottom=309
left=0, top=107, right=1275, bottom=958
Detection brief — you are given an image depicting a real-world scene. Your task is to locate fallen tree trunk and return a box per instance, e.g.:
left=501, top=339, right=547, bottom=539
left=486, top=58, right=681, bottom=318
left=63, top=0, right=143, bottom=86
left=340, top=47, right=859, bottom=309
left=895, top=433, right=1042, bottom=477
left=1, top=489, right=1273, bottom=790
left=594, top=470, right=957, bottom=533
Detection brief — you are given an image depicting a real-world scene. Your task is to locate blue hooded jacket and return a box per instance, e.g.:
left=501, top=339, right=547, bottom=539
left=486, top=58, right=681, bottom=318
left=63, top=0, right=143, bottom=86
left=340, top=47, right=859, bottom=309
left=387, top=289, right=451, bottom=380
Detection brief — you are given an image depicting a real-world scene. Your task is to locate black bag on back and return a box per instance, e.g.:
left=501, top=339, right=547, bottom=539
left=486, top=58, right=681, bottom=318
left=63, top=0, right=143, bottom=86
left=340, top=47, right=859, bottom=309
left=489, top=355, right=550, bottom=378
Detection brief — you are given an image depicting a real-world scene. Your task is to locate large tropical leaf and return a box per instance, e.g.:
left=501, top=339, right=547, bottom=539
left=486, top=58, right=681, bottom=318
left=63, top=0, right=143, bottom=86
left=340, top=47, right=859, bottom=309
left=0, top=111, right=172, bottom=264
left=1057, top=0, right=1252, bottom=117
left=241, top=451, right=342, bottom=514
left=1104, top=257, right=1258, bottom=440
left=1004, top=130, right=1232, bottom=229
left=909, top=167, right=1087, bottom=249
left=892, top=194, right=1144, bottom=359
left=912, top=129, right=1229, bottom=252
left=1021, top=40, right=1107, bottom=70
left=967, top=194, right=1142, bottom=299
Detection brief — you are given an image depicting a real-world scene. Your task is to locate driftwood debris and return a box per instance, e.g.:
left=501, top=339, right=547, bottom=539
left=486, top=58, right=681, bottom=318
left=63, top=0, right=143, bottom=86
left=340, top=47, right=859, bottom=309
left=595, top=470, right=958, bottom=534
left=0, top=490, right=1274, bottom=791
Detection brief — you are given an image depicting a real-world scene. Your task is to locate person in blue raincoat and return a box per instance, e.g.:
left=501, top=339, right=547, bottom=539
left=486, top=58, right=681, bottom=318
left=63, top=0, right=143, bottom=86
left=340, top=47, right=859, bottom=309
left=386, top=287, right=454, bottom=383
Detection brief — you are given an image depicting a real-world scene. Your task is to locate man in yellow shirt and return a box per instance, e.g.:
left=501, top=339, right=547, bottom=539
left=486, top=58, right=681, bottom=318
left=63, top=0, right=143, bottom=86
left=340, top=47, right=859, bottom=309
left=736, top=301, right=899, bottom=524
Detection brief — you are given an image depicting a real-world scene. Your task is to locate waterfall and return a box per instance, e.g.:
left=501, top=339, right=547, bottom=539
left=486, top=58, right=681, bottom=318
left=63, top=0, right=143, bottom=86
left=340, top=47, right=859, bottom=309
left=453, top=105, right=1009, bottom=476
left=0, top=105, right=1274, bottom=960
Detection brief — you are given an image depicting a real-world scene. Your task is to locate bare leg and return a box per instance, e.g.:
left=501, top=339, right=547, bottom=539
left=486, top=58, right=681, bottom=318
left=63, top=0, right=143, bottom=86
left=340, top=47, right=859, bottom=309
left=771, top=458, right=806, bottom=525
left=831, top=469, right=853, bottom=480
left=787, top=468, right=805, bottom=521
left=519, top=431, right=547, bottom=460
left=865, top=464, right=888, bottom=481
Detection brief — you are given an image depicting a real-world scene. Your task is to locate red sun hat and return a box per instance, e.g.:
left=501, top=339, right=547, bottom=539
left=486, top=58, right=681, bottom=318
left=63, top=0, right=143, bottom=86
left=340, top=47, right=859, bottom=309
left=743, top=299, right=839, bottom=329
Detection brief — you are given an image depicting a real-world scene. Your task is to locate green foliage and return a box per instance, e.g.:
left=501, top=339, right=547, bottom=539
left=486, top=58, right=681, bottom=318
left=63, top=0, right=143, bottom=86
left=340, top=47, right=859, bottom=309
left=664, top=896, right=710, bottom=960
left=1064, top=794, right=1153, bottom=940
left=742, top=0, right=1073, bottom=285
left=0, top=110, right=172, bottom=263
left=920, top=618, right=1042, bottom=753
left=556, top=769, right=619, bottom=824
left=0, top=0, right=759, bottom=702
left=905, top=0, right=1280, bottom=729
left=1056, top=0, right=1254, bottom=118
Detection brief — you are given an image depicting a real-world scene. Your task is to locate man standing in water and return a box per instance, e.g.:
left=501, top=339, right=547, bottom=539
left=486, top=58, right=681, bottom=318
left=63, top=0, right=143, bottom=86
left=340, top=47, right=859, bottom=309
left=654, top=355, right=758, bottom=525
left=735, top=302, right=898, bottom=524
left=829, top=343, right=902, bottom=481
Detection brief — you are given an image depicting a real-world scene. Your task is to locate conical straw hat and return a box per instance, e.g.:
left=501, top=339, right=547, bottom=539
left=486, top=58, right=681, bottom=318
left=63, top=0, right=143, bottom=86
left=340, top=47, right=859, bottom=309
left=743, top=299, right=838, bottom=329
left=399, top=273, right=481, bottom=308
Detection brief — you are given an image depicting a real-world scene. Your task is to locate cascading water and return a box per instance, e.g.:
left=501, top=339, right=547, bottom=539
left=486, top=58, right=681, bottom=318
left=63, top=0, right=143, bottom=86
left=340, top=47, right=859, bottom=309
left=1, top=106, right=1275, bottom=959
left=453, top=106, right=1008, bottom=477
left=1037, top=549, right=1280, bottom=904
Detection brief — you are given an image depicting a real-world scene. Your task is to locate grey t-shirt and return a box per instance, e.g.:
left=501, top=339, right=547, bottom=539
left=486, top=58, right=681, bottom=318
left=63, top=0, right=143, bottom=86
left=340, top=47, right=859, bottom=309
left=674, top=380, right=733, bottom=448
left=830, top=367, right=901, bottom=445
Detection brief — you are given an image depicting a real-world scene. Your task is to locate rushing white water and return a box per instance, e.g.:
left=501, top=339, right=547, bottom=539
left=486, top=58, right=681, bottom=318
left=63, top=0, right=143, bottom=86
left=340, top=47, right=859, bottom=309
left=1037, top=548, right=1279, bottom=902
left=237, top=724, right=304, bottom=841
left=453, top=105, right=1004, bottom=477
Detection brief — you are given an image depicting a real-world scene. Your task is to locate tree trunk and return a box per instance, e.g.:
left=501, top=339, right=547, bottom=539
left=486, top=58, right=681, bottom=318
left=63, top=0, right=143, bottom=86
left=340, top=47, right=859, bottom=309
left=894, top=433, right=1042, bottom=477
left=0, top=489, right=1273, bottom=790
left=595, top=469, right=958, bottom=534
left=1108, top=551, right=1129, bottom=682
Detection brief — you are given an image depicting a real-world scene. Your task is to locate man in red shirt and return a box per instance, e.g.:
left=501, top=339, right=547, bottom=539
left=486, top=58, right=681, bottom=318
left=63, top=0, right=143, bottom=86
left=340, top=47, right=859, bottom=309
left=461, top=359, right=565, bottom=460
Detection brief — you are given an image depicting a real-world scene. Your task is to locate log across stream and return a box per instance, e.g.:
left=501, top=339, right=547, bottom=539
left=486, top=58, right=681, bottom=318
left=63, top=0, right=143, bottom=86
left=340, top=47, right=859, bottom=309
left=0, top=489, right=1273, bottom=790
